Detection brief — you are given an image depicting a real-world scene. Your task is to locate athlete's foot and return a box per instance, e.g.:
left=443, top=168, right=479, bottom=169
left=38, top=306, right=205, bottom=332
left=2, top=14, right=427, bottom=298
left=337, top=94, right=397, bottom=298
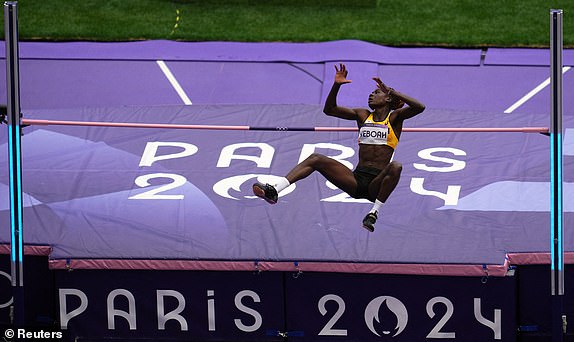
left=252, top=182, right=278, bottom=204
left=362, top=212, right=377, bottom=232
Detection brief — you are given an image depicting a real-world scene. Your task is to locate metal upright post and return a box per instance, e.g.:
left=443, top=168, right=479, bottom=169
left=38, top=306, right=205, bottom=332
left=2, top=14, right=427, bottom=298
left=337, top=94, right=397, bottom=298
left=549, top=8, right=565, bottom=342
left=4, top=0, right=24, bottom=327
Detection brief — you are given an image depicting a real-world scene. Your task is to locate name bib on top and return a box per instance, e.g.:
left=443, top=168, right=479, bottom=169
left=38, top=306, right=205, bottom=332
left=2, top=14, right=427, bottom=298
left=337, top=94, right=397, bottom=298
left=358, top=124, right=389, bottom=145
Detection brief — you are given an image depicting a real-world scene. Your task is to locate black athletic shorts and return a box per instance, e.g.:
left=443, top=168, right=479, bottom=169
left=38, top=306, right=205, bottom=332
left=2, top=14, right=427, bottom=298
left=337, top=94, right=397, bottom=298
left=352, top=166, right=382, bottom=200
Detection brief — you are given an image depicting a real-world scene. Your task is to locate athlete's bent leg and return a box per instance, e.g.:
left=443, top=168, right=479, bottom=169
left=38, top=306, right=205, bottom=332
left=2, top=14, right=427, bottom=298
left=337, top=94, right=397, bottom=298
left=362, top=161, right=402, bottom=232
left=253, top=153, right=357, bottom=203
left=369, top=161, right=402, bottom=203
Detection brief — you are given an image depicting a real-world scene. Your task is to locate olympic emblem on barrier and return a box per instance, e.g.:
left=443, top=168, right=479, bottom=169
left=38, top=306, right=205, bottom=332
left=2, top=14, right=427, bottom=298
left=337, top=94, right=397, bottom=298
left=364, top=296, right=408, bottom=337
left=0, top=271, right=13, bottom=309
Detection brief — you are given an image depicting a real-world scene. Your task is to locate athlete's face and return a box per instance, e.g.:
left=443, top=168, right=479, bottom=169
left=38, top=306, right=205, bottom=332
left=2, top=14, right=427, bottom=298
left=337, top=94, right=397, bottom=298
left=368, top=88, right=391, bottom=109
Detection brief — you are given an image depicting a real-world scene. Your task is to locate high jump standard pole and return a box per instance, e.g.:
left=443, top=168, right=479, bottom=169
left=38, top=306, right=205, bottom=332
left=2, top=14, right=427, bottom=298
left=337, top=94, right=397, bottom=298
left=4, top=0, right=24, bottom=327
left=550, top=8, right=565, bottom=342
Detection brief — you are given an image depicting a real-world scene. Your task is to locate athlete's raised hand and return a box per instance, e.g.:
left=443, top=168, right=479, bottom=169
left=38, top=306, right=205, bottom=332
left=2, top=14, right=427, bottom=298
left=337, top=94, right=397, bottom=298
left=334, top=63, right=352, bottom=85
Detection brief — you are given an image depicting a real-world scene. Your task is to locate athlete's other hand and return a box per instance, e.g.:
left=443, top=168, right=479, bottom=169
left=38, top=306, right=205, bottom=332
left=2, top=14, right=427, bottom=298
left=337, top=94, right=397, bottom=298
left=373, top=77, right=404, bottom=109
left=372, top=77, right=392, bottom=94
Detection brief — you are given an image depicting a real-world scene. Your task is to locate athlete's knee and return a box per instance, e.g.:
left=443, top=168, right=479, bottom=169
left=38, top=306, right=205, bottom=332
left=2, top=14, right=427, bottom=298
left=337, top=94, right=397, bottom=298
left=388, top=161, right=402, bottom=177
left=305, top=153, right=328, bottom=165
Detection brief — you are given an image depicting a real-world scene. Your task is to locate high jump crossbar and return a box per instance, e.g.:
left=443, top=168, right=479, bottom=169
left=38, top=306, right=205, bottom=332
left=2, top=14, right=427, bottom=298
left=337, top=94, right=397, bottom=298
left=21, top=118, right=550, bottom=134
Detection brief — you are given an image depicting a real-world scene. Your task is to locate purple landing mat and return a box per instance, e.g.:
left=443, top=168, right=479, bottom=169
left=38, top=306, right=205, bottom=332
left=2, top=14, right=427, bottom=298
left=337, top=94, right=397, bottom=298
left=0, top=40, right=482, bottom=65
left=4, top=60, right=571, bottom=115
left=484, top=48, right=574, bottom=66
left=1, top=40, right=572, bottom=119
left=2, top=40, right=571, bottom=67
left=0, top=104, right=572, bottom=272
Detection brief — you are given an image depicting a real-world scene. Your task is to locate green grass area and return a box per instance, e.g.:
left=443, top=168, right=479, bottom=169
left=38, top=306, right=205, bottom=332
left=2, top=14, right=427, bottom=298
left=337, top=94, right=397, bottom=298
left=3, top=0, right=574, bottom=47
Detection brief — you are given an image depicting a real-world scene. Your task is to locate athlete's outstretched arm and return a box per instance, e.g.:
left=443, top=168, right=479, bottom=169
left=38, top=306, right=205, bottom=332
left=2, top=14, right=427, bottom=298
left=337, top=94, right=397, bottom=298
left=373, top=77, right=425, bottom=120
left=323, top=64, right=360, bottom=121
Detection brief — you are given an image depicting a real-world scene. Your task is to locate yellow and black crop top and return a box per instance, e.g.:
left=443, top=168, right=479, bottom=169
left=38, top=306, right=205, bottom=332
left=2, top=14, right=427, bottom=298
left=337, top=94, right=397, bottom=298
left=357, top=112, right=399, bottom=149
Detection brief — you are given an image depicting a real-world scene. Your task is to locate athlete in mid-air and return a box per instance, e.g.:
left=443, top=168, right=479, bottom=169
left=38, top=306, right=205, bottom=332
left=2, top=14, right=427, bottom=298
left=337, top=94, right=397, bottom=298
left=253, top=63, right=425, bottom=232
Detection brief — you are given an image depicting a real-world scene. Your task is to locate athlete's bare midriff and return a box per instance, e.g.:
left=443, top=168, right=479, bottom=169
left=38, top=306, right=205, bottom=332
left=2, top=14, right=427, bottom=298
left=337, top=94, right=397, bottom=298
left=355, top=110, right=401, bottom=170
left=357, top=144, right=394, bottom=170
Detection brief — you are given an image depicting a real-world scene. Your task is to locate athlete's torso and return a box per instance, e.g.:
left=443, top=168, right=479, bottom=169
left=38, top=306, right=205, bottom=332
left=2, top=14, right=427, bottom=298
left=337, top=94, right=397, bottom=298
left=357, top=111, right=399, bottom=149
left=355, top=111, right=399, bottom=169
